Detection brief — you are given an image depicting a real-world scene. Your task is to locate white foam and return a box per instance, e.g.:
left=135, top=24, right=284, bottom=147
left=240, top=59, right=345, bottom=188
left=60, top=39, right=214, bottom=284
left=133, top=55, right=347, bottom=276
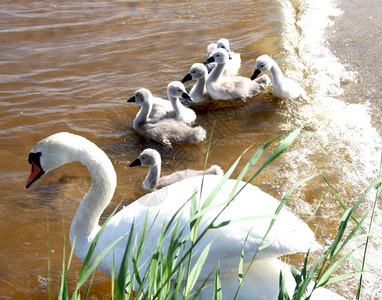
left=276, top=0, right=382, bottom=298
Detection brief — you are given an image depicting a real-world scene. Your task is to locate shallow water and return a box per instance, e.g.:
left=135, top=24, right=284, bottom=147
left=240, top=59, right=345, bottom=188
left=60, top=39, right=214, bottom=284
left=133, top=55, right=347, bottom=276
left=0, top=0, right=381, bottom=298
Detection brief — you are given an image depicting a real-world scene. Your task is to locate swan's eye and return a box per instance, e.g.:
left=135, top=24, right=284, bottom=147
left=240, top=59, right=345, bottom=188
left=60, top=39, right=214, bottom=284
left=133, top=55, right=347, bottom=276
left=192, top=71, right=196, bottom=73
left=260, top=64, right=265, bottom=68
left=216, top=54, right=220, bottom=57
left=178, top=89, right=182, bottom=92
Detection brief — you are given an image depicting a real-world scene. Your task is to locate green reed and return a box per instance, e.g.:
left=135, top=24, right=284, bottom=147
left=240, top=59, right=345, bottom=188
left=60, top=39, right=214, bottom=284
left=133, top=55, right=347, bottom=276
left=51, top=127, right=379, bottom=299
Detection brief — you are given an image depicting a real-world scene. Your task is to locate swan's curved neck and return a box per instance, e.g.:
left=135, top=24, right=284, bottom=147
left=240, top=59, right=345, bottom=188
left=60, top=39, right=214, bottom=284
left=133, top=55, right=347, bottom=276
left=208, top=61, right=225, bottom=83
left=69, top=144, right=117, bottom=245
left=168, top=95, right=185, bottom=118
left=134, top=101, right=152, bottom=126
left=143, top=163, right=160, bottom=190
left=270, top=62, right=285, bottom=86
left=192, top=76, right=207, bottom=96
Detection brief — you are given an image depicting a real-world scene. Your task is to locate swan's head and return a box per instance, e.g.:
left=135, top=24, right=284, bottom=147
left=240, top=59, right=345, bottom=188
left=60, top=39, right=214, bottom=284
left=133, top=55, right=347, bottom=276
left=181, top=63, right=208, bottom=83
left=204, top=48, right=229, bottom=65
left=167, top=81, right=193, bottom=102
left=251, top=54, right=273, bottom=80
left=127, top=88, right=153, bottom=108
left=216, top=38, right=232, bottom=59
left=129, top=148, right=161, bottom=168
left=26, top=132, right=87, bottom=188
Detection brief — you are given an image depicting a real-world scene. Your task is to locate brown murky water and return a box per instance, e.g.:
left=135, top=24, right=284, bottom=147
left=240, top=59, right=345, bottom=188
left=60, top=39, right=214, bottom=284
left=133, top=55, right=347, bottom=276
left=1, top=0, right=381, bottom=298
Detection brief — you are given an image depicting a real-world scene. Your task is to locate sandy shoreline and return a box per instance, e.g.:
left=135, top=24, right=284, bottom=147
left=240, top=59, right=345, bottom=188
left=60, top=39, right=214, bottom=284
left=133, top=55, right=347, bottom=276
left=328, top=0, right=382, bottom=133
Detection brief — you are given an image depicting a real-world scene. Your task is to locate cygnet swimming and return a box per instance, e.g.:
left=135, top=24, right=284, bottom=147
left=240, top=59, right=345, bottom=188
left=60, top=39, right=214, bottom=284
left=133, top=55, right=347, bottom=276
left=129, top=148, right=224, bottom=190
left=127, top=88, right=206, bottom=146
left=203, top=48, right=271, bottom=100
left=166, top=81, right=197, bottom=124
left=251, top=54, right=306, bottom=99
left=128, top=81, right=196, bottom=124
left=181, top=63, right=210, bottom=103
left=205, top=38, right=241, bottom=76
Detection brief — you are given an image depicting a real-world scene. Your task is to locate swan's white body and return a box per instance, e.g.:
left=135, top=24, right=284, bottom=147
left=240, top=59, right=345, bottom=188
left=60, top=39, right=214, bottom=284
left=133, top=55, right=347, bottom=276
left=181, top=63, right=210, bottom=103
left=129, top=81, right=196, bottom=124
left=206, top=38, right=241, bottom=76
left=204, top=49, right=271, bottom=100
left=25, top=133, right=344, bottom=299
left=199, top=258, right=346, bottom=300
left=251, top=55, right=306, bottom=99
left=129, top=148, right=224, bottom=190
left=128, top=88, right=205, bottom=146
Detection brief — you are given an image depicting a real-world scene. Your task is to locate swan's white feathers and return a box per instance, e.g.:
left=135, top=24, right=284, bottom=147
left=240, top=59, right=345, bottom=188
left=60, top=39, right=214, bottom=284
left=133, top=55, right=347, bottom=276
left=25, top=133, right=348, bottom=299
left=254, top=54, right=306, bottom=99
left=206, top=48, right=270, bottom=100
left=131, top=88, right=205, bottom=146
left=206, top=38, right=241, bottom=76
left=95, top=175, right=319, bottom=279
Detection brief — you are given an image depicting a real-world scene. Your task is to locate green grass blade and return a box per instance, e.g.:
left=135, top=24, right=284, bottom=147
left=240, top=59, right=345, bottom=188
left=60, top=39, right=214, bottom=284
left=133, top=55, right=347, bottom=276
left=357, top=152, right=382, bottom=299
left=115, top=221, right=135, bottom=299
left=213, top=264, right=222, bottom=300
left=278, top=271, right=290, bottom=300
left=228, top=128, right=295, bottom=200
left=230, top=127, right=305, bottom=205
left=184, top=243, right=212, bottom=296
left=321, top=173, right=365, bottom=231
left=46, top=221, right=52, bottom=300
left=58, top=234, right=69, bottom=300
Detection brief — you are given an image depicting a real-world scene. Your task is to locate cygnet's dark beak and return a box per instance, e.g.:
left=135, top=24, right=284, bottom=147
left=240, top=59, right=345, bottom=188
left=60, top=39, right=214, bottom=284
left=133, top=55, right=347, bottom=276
left=182, top=92, right=193, bottom=102
left=221, top=47, right=232, bottom=59
left=181, top=73, right=192, bottom=83
left=204, top=56, right=215, bottom=64
left=129, top=158, right=141, bottom=167
left=127, top=95, right=136, bottom=102
left=250, top=69, right=261, bottom=81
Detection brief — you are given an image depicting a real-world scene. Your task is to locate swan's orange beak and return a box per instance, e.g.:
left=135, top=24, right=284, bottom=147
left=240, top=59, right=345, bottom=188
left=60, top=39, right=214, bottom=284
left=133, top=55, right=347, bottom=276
left=26, top=153, right=45, bottom=188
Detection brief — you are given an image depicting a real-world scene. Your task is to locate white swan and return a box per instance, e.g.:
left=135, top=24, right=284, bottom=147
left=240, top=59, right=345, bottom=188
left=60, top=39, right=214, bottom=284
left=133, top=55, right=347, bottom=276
left=25, top=132, right=344, bottom=299
left=203, top=49, right=271, bottom=100
left=127, top=81, right=196, bottom=124
left=129, top=148, right=224, bottom=190
left=251, top=54, right=306, bottom=99
left=205, top=38, right=241, bottom=76
left=181, top=63, right=210, bottom=103
left=25, top=133, right=346, bottom=299
left=128, top=88, right=205, bottom=146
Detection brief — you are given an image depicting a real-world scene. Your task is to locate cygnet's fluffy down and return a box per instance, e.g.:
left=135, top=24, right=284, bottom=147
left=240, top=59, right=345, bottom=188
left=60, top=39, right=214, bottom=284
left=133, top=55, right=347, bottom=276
left=129, top=148, right=224, bottom=190
left=181, top=63, right=210, bottom=103
left=127, top=88, right=206, bottom=146
left=251, top=54, right=306, bottom=99
left=128, top=81, right=196, bottom=124
left=205, top=38, right=241, bottom=76
left=203, top=48, right=270, bottom=100
left=166, top=81, right=197, bottom=124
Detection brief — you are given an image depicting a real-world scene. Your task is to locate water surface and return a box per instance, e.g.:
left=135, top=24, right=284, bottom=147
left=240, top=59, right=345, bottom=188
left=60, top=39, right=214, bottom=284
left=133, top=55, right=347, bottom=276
left=0, top=0, right=381, bottom=298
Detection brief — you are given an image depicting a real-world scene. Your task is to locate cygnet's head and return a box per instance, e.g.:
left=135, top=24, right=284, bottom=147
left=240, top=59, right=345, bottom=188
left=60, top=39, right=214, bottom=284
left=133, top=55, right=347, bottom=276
left=167, top=81, right=193, bottom=102
left=204, top=48, right=229, bottom=65
left=127, top=88, right=152, bottom=107
left=251, top=55, right=273, bottom=80
left=129, top=148, right=161, bottom=168
left=216, top=38, right=232, bottom=59
left=181, top=63, right=208, bottom=83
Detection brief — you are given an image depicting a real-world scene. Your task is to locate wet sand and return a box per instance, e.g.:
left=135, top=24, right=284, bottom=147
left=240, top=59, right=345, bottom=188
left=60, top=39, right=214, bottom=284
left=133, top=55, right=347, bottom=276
left=328, top=0, right=382, bottom=132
